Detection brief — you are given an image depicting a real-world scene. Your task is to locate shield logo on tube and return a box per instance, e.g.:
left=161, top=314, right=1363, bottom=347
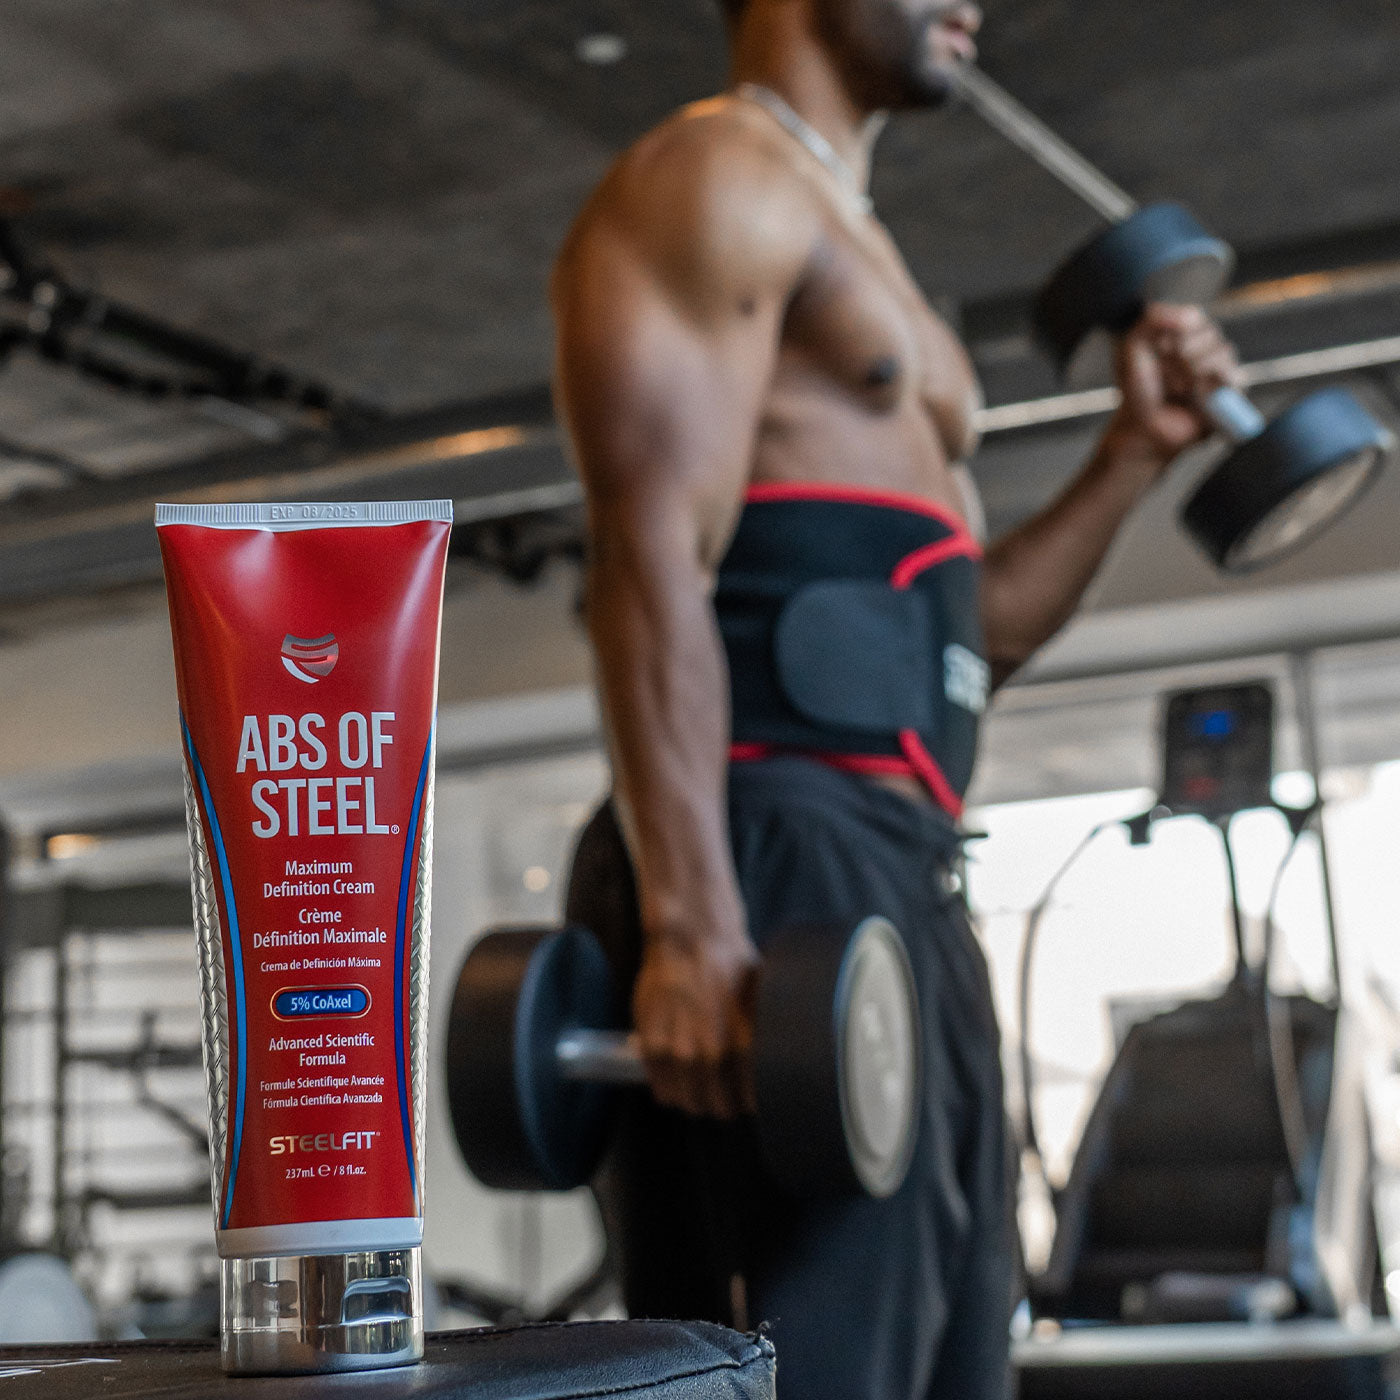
left=281, top=633, right=339, bottom=683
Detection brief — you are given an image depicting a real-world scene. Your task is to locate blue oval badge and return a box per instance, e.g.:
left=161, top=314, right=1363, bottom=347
left=273, top=986, right=371, bottom=1019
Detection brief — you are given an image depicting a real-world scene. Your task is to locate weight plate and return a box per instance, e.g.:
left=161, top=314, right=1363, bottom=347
left=1033, top=203, right=1234, bottom=384
left=754, top=917, right=922, bottom=1198
left=1181, top=387, right=1395, bottom=572
left=836, top=917, right=922, bottom=1199
left=445, top=925, right=623, bottom=1191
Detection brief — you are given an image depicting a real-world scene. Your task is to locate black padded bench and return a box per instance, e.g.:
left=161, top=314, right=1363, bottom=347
left=0, top=1320, right=775, bottom=1399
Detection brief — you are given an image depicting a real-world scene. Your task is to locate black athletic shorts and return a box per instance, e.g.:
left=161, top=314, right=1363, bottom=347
left=565, top=756, right=1015, bottom=1400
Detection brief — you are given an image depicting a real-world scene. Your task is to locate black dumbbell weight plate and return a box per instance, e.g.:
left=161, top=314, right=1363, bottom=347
left=755, top=916, right=921, bottom=1199
left=838, top=918, right=922, bottom=1197
left=1033, top=203, right=1234, bottom=386
left=445, top=925, right=624, bottom=1191
left=1181, top=387, right=1395, bottom=572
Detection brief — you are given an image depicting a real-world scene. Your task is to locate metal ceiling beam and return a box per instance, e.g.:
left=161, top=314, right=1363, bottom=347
left=977, top=331, right=1400, bottom=433
left=3, top=239, right=1400, bottom=613
left=0, top=386, right=563, bottom=606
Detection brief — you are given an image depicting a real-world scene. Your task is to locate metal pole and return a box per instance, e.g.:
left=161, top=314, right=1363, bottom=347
left=0, top=824, right=9, bottom=1245
left=52, top=926, right=68, bottom=1253
left=948, top=64, right=1139, bottom=224
left=1289, top=652, right=1343, bottom=998
left=1215, top=817, right=1250, bottom=978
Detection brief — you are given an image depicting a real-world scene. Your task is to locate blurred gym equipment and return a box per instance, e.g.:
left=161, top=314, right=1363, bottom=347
left=1015, top=676, right=1400, bottom=1397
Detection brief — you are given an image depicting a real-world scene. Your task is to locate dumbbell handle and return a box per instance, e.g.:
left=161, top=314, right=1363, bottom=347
left=949, top=63, right=1138, bottom=224
left=1204, top=386, right=1268, bottom=443
left=555, top=1028, right=649, bottom=1085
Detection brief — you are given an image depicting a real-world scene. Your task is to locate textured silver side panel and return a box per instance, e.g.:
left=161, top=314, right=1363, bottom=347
left=183, top=763, right=231, bottom=1215
left=407, top=744, right=435, bottom=1194
left=156, top=500, right=453, bottom=529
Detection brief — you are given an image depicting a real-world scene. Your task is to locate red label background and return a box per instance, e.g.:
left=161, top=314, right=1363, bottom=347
left=159, top=519, right=449, bottom=1231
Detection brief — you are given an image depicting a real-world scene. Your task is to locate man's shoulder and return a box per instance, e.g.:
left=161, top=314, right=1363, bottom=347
left=620, top=96, right=798, bottom=193
left=563, top=96, right=820, bottom=280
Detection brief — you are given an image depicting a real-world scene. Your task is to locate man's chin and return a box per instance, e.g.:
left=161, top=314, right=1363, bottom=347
left=893, top=59, right=960, bottom=110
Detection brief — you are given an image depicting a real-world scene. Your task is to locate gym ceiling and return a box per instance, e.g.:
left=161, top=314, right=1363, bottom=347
left=1, top=0, right=1399, bottom=678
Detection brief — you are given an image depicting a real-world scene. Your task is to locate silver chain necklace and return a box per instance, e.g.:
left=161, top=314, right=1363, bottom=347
left=735, top=83, right=874, bottom=216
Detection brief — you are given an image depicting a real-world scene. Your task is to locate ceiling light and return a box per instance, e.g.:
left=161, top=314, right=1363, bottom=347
left=576, top=33, right=627, bottom=65
left=47, top=833, right=100, bottom=860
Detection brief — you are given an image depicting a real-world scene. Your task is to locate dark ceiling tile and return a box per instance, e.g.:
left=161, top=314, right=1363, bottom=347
left=365, top=0, right=729, bottom=148
left=120, top=63, right=505, bottom=213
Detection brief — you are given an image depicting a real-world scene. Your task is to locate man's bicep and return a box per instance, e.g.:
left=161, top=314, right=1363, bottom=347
left=555, top=229, right=781, bottom=551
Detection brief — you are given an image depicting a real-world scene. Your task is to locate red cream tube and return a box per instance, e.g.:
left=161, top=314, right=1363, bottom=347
left=156, top=501, right=451, bottom=1374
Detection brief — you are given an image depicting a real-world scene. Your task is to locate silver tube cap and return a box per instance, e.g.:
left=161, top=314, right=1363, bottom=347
left=221, top=1249, right=423, bottom=1375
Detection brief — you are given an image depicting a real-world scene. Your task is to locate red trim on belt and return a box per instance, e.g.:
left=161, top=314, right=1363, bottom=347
left=744, top=481, right=976, bottom=548
left=890, top=534, right=983, bottom=587
left=729, top=742, right=774, bottom=762
left=885, top=527, right=978, bottom=815
left=729, top=743, right=965, bottom=821
left=896, top=731, right=965, bottom=819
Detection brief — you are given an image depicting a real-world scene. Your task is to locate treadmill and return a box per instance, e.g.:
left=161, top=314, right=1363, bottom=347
left=1014, top=681, right=1400, bottom=1399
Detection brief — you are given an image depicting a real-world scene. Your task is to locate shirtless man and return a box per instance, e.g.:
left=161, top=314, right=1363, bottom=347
left=552, top=1, right=1239, bottom=1396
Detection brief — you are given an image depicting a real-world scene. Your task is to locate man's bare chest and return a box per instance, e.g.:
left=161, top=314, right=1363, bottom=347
left=777, top=219, right=982, bottom=460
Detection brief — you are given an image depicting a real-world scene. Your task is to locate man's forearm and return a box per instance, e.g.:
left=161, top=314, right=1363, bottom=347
left=980, top=427, right=1167, bottom=682
left=587, top=546, right=745, bottom=947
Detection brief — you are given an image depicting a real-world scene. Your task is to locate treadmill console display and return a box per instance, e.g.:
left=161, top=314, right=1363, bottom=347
left=1161, top=682, right=1275, bottom=817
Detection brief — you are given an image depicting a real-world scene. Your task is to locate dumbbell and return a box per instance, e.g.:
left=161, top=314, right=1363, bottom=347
left=951, top=64, right=1396, bottom=573
left=445, top=916, right=921, bottom=1200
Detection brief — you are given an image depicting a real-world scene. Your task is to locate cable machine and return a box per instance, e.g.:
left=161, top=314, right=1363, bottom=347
left=1015, top=670, right=1400, bottom=1399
